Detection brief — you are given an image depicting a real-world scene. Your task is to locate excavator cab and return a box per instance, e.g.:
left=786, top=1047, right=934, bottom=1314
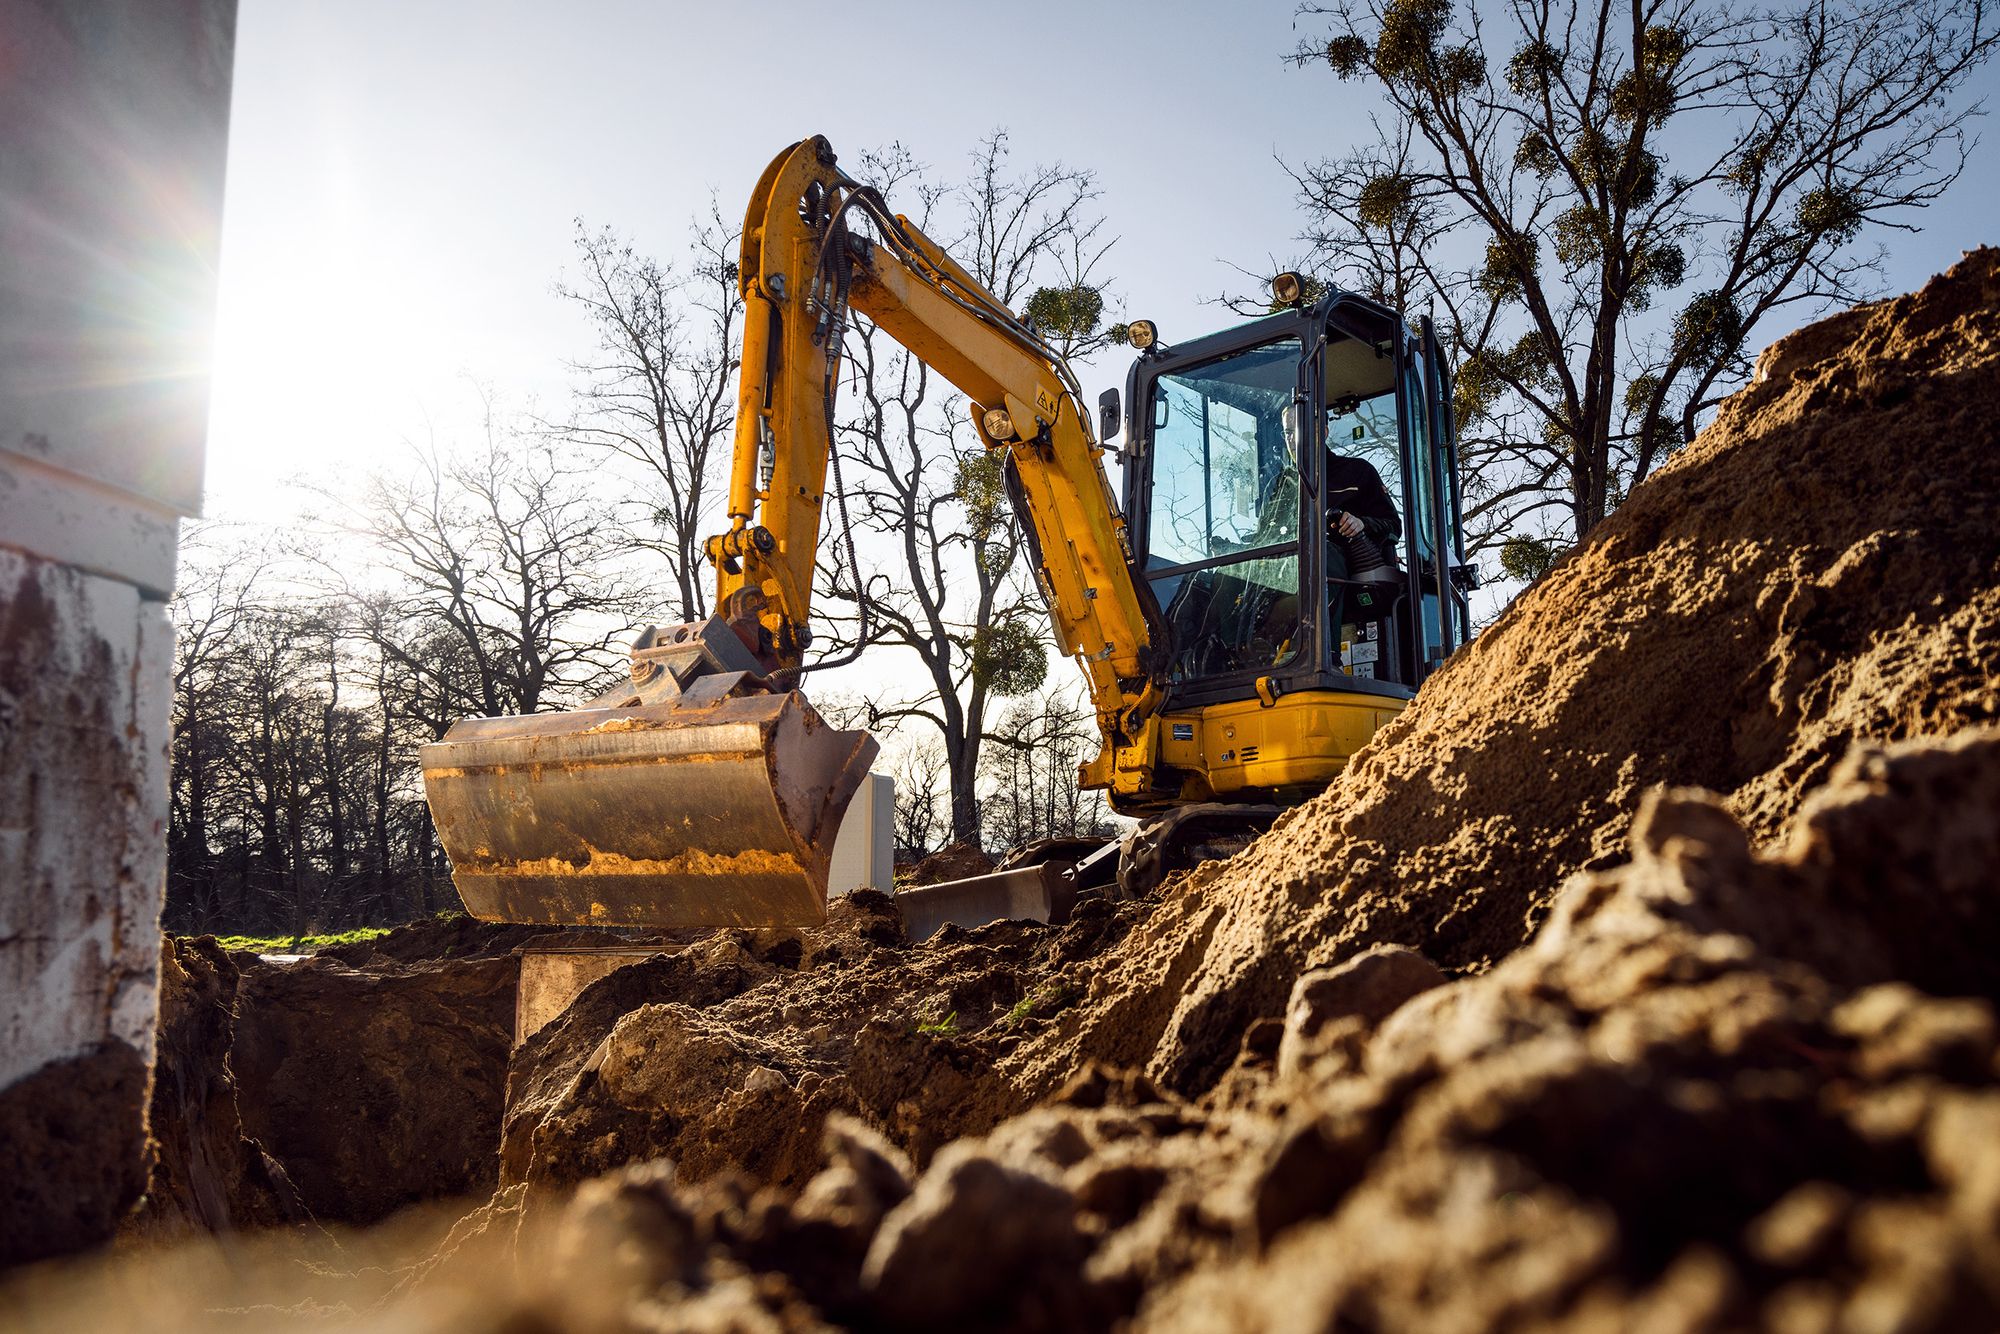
left=1113, top=289, right=1475, bottom=802
left=903, top=290, right=1477, bottom=936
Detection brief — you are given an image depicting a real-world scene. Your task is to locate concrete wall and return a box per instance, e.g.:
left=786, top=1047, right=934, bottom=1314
left=0, top=0, right=235, bottom=1265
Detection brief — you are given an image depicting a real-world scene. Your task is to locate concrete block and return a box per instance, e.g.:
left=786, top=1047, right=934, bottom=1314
left=0, top=548, right=174, bottom=1263
left=829, top=772, right=894, bottom=897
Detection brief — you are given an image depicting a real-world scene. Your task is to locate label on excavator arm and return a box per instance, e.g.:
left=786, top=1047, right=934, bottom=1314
left=419, top=690, right=877, bottom=928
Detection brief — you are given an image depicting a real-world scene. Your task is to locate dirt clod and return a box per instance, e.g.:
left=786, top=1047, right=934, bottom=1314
left=1277, top=944, right=1445, bottom=1079
left=861, top=1142, right=1089, bottom=1329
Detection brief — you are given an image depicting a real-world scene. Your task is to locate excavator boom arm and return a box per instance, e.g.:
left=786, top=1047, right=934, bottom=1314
left=712, top=136, right=1161, bottom=751
left=418, top=135, right=1164, bottom=934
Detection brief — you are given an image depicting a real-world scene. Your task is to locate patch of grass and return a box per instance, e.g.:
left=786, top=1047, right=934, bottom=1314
left=914, top=1010, right=959, bottom=1038
left=1001, top=981, right=1075, bottom=1029
left=211, top=925, right=393, bottom=955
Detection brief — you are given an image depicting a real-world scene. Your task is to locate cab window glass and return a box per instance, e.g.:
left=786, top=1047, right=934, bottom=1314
left=1147, top=339, right=1301, bottom=569
left=1320, top=323, right=1406, bottom=680
left=1144, top=336, right=1303, bottom=682
left=1405, top=359, right=1438, bottom=563
left=1324, top=387, right=1402, bottom=524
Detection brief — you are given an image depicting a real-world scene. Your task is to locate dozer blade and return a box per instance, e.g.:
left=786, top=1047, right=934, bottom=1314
left=895, top=864, right=1078, bottom=943
left=420, top=689, right=877, bottom=929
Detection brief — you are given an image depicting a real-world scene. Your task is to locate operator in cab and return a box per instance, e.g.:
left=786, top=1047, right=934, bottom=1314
left=1324, top=444, right=1401, bottom=657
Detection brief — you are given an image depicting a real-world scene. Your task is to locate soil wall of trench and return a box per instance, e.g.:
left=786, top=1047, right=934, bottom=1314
left=48, top=250, right=2000, bottom=1333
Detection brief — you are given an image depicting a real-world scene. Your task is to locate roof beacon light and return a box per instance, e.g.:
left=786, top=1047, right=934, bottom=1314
left=1127, top=319, right=1158, bottom=351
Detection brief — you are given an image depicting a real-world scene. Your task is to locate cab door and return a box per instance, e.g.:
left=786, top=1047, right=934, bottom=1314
left=1422, top=316, right=1474, bottom=656
left=1390, top=316, right=1471, bottom=684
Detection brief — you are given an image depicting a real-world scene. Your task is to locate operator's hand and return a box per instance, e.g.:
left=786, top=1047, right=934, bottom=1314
left=1334, top=511, right=1363, bottom=538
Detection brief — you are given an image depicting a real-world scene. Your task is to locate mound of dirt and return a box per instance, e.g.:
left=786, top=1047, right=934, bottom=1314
left=906, top=841, right=998, bottom=886
left=501, top=890, right=1146, bottom=1200
left=88, top=729, right=1980, bottom=1333
left=1133, top=729, right=2000, bottom=1331
left=506, top=726, right=1990, bottom=1331
left=1007, top=249, right=2000, bottom=1099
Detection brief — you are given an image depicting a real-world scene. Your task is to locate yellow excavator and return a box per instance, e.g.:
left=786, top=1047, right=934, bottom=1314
left=420, top=136, right=1473, bottom=941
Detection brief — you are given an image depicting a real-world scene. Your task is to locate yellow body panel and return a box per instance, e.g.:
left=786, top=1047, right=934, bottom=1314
left=1107, top=689, right=1406, bottom=809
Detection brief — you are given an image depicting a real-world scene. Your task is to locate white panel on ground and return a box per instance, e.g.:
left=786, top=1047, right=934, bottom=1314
left=826, top=772, right=894, bottom=897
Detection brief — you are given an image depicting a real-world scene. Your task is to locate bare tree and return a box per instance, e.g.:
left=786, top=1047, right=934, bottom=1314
left=306, top=401, right=639, bottom=724
left=979, top=685, right=1114, bottom=850
left=891, top=739, right=949, bottom=860
left=1291, top=0, right=1996, bottom=565
left=166, top=524, right=269, bottom=929
left=814, top=134, right=1121, bottom=845
left=553, top=208, right=743, bottom=622
left=166, top=523, right=512, bottom=935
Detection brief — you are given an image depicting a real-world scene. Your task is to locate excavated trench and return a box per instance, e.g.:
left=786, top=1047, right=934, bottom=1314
left=11, top=251, right=2000, bottom=1331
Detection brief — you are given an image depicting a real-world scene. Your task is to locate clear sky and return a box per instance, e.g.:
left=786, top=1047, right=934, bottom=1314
left=206, top=0, right=1998, bottom=512
left=208, top=0, right=1343, bottom=511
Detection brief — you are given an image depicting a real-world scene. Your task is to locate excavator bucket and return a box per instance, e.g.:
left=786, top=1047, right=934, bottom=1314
left=420, top=624, right=878, bottom=928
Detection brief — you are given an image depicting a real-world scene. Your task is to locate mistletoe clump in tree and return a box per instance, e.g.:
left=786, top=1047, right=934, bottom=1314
left=1295, top=0, right=1995, bottom=568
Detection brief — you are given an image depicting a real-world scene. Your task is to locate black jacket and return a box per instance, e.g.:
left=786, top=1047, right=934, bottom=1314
left=1326, top=454, right=1400, bottom=551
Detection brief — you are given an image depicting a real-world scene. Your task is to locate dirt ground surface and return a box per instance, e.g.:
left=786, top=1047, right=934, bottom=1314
left=5, top=252, right=1997, bottom=1329
left=314, top=917, right=679, bottom=967
left=904, top=839, right=999, bottom=885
